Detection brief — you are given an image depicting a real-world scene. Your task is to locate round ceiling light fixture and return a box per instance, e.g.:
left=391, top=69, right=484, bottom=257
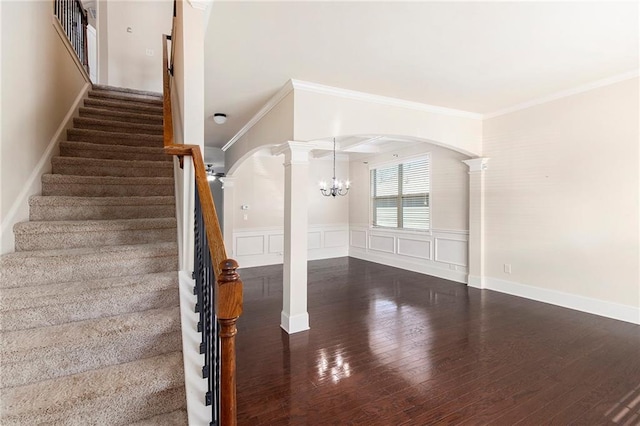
left=212, top=113, right=227, bottom=124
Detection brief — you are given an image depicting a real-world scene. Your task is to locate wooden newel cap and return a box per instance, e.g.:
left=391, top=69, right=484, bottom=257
left=220, top=259, right=239, bottom=283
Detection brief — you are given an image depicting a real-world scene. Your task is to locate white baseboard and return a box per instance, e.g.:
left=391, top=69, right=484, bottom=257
left=484, top=276, right=640, bottom=325
left=0, top=82, right=91, bottom=254
left=177, top=271, right=210, bottom=425
left=349, top=247, right=468, bottom=284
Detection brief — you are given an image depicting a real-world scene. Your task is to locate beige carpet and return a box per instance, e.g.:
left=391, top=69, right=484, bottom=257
left=0, top=85, right=187, bottom=425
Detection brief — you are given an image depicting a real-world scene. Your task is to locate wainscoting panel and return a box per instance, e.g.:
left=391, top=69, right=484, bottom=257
left=397, top=238, right=431, bottom=260
left=369, top=234, right=395, bottom=254
left=235, top=235, right=265, bottom=256
left=308, top=232, right=322, bottom=250
left=325, top=230, right=348, bottom=248
left=233, top=224, right=349, bottom=268
left=268, top=234, right=284, bottom=254
left=350, top=230, right=367, bottom=249
left=349, top=225, right=469, bottom=283
left=435, top=238, right=468, bottom=266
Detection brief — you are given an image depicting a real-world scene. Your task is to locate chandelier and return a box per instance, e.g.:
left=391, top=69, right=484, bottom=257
left=319, top=138, right=350, bottom=197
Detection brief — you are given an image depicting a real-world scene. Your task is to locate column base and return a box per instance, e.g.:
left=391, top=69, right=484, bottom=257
left=467, top=274, right=485, bottom=289
left=280, top=311, right=310, bottom=334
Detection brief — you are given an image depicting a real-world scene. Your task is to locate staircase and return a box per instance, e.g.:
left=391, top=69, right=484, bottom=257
left=0, top=85, right=187, bottom=425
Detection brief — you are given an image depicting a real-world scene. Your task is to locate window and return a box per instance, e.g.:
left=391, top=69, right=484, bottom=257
left=370, top=156, right=430, bottom=230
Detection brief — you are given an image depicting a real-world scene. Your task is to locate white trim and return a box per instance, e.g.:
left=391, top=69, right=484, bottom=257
left=177, top=271, right=210, bottom=425
left=0, top=83, right=90, bottom=253
left=222, top=81, right=294, bottom=151
left=349, top=226, right=468, bottom=284
left=291, top=79, right=482, bottom=120
left=350, top=247, right=468, bottom=284
left=233, top=224, right=349, bottom=268
left=52, top=15, right=91, bottom=83
left=483, top=70, right=639, bottom=119
left=281, top=311, right=310, bottom=334
left=484, top=277, right=640, bottom=325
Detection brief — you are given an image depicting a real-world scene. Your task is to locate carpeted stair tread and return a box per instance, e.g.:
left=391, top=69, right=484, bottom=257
left=1, top=307, right=182, bottom=387
left=52, top=156, right=173, bottom=177
left=74, top=116, right=164, bottom=136
left=0, top=351, right=185, bottom=425
left=89, top=90, right=164, bottom=107
left=79, top=107, right=163, bottom=125
left=42, top=174, right=174, bottom=197
left=14, top=217, right=177, bottom=251
left=60, top=140, right=171, bottom=162
left=92, top=84, right=162, bottom=98
left=129, top=409, right=188, bottom=425
left=0, top=272, right=179, bottom=331
left=67, top=128, right=164, bottom=148
left=84, top=97, right=163, bottom=115
left=29, top=195, right=175, bottom=221
left=0, top=242, right=178, bottom=288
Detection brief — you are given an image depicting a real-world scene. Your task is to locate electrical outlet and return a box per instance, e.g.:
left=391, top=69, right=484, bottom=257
left=504, top=264, right=512, bottom=274
left=145, top=49, right=154, bottom=56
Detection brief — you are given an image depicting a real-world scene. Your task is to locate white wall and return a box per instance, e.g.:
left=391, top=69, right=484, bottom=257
left=229, top=152, right=349, bottom=267
left=348, top=142, right=471, bottom=283
left=1, top=0, right=89, bottom=254
left=106, top=0, right=173, bottom=92
left=482, top=77, right=639, bottom=322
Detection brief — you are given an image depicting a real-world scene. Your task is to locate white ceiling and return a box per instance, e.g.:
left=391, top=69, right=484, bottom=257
left=204, top=1, right=639, bottom=149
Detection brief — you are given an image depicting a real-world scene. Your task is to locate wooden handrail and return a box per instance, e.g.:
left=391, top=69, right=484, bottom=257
left=161, top=27, right=242, bottom=426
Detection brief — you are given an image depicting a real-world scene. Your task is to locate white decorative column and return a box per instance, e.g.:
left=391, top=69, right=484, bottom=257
left=273, top=142, right=315, bottom=334
left=220, top=176, right=236, bottom=256
left=463, top=158, right=489, bottom=289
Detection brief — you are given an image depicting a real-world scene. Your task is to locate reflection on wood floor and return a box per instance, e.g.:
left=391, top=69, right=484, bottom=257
left=236, top=257, right=640, bottom=425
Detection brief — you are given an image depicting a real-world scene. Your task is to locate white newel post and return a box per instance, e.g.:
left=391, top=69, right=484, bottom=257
left=274, top=142, right=314, bottom=334
left=221, top=176, right=236, bottom=256
left=463, top=158, right=489, bottom=289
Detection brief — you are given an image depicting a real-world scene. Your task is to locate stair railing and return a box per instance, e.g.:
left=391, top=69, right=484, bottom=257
left=162, top=26, right=243, bottom=426
left=53, top=0, right=89, bottom=75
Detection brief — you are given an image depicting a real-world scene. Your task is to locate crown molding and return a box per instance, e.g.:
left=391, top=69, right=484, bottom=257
left=483, top=70, right=639, bottom=119
left=222, top=81, right=294, bottom=151
left=290, top=79, right=482, bottom=120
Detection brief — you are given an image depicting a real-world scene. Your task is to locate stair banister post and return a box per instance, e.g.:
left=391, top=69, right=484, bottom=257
left=217, top=259, right=243, bottom=426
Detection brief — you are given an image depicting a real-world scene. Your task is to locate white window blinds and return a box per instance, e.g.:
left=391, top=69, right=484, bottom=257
left=371, top=156, right=430, bottom=230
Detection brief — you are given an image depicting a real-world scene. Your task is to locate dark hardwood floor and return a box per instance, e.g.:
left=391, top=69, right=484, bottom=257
left=235, top=257, right=640, bottom=425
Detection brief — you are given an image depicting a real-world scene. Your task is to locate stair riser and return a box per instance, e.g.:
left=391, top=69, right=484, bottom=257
left=74, top=119, right=164, bottom=136
left=67, top=130, right=163, bottom=148
left=29, top=203, right=175, bottom=221
left=0, top=252, right=178, bottom=288
left=2, top=330, right=181, bottom=388
left=88, top=91, right=163, bottom=107
left=79, top=108, right=163, bottom=125
left=60, top=143, right=171, bottom=162
left=84, top=98, right=163, bottom=116
left=1, top=289, right=179, bottom=332
left=52, top=162, right=173, bottom=178
left=42, top=182, right=174, bottom=197
left=1, top=386, right=186, bottom=426
left=15, top=227, right=177, bottom=251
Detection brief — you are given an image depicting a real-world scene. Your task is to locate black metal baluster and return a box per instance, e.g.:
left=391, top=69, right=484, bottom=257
left=193, top=185, right=221, bottom=425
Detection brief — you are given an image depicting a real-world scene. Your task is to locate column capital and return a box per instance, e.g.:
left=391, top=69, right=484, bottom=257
left=272, top=141, right=316, bottom=164
left=463, top=157, right=490, bottom=173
